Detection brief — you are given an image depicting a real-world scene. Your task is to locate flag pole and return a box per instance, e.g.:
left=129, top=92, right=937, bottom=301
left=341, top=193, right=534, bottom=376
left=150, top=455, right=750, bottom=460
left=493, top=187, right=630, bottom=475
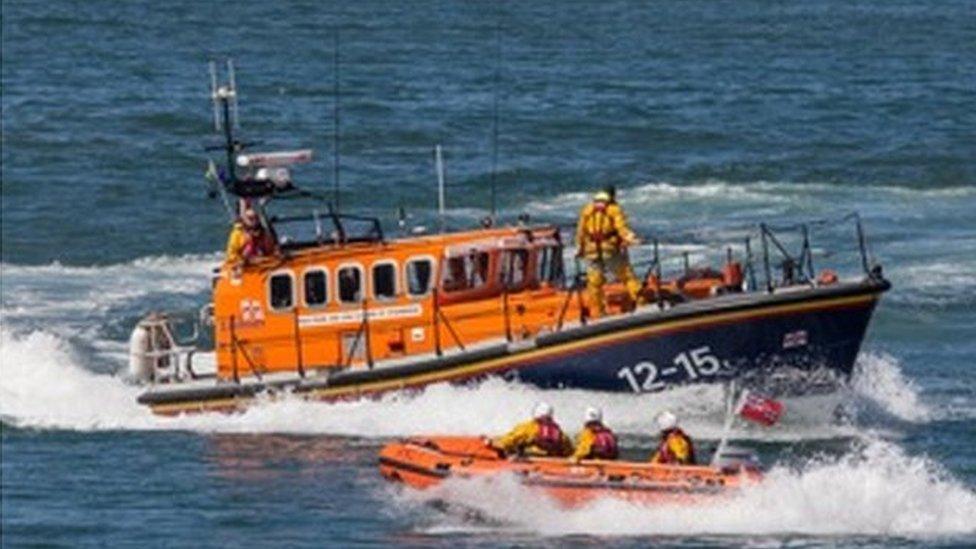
left=711, top=380, right=743, bottom=466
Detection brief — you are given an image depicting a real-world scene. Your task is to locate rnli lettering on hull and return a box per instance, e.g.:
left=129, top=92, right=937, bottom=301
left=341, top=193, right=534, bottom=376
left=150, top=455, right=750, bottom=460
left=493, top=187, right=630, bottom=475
left=298, top=303, right=423, bottom=327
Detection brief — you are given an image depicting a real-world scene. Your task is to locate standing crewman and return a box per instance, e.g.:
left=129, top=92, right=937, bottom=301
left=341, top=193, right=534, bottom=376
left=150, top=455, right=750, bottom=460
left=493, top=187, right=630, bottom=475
left=576, top=187, right=644, bottom=316
left=649, top=410, right=696, bottom=465
left=225, top=205, right=277, bottom=268
left=488, top=402, right=573, bottom=457
left=570, top=406, right=619, bottom=462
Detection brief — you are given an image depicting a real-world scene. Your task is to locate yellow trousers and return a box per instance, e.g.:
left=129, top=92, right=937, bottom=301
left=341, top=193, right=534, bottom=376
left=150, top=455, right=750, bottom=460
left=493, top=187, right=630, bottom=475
left=586, top=254, right=644, bottom=315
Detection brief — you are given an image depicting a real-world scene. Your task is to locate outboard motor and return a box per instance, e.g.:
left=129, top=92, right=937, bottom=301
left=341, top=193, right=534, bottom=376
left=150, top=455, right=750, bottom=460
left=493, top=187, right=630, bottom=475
left=713, top=445, right=761, bottom=473
left=128, top=313, right=176, bottom=383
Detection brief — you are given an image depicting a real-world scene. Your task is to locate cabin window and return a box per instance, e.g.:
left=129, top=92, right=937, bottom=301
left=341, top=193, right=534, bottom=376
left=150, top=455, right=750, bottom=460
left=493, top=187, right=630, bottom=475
left=537, top=246, right=565, bottom=284
left=269, top=272, right=294, bottom=310
left=372, top=262, right=397, bottom=301
left=338, top=265, right=363, bottom=304
left=406, top=258, right=434, bottom=296
left=303, top=269, right=328, bottom=307
left=442, top=251, right=490, bottom=293
left=500, top=249, right=530, bottom=289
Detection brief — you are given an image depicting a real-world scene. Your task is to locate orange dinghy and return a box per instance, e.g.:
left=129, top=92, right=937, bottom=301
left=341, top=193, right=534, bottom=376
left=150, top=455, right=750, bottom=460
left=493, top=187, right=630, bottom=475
left=378, top=436, right=762, bottom=508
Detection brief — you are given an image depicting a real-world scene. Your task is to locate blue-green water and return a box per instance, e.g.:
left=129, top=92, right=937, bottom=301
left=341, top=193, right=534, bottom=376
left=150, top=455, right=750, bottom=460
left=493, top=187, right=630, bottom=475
left=2, top=1, right=975, bottom=546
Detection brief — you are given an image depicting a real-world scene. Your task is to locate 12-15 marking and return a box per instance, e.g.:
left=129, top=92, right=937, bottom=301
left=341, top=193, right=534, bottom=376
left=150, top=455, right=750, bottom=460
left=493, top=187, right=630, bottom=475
left=617, top=346, right=722, bottom=393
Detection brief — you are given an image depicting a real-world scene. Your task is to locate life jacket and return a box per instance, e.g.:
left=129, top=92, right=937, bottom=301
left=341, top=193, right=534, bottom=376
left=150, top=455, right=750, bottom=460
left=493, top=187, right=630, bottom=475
left=242, top=229, right=275, bottom=259
left=534, top=418, right=567, bottom=456
left=582, top=204, right=621, bottom=257
left=588, top=422, right=619, bottom=460
left=655, top=428, right=696, bottom=465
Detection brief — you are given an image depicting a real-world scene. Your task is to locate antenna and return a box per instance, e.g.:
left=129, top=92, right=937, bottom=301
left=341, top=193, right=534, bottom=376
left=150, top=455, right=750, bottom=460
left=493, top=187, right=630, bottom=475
left=435, top=144, right=446, bottom=232
left=489, top=17, right=502, bottom=220
left=226, top=59, right=239, bottom=130
left=209, top=58, right=240, bottom=181
left=209, top=61, right=220, bottom=131
left=332, top=29, right=342, bottom=213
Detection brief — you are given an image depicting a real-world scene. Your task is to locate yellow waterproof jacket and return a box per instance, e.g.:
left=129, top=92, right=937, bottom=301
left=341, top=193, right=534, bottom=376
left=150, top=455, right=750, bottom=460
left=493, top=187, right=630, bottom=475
left=649, top=429, right=695, bottom=465
left=225, top=222, right=247, bottom=265
left=492, top=419, right=573, bottom=457
left=571, top=423, right=619, bottom=461
left=575, top=202, right=637, bottom=260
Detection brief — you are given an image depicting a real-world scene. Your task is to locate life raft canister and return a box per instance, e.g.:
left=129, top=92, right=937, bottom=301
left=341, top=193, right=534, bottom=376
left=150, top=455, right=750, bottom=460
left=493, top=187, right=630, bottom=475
left=722, top=261, right=744, bottom=288
left=534, top=418, right=566, bottom=456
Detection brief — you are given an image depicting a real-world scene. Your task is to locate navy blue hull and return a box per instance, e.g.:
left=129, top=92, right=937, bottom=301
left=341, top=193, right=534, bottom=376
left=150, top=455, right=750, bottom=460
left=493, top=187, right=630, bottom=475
left=515, top=294, right=880, bottom=395
left=140, top=281, right=888, bottom=412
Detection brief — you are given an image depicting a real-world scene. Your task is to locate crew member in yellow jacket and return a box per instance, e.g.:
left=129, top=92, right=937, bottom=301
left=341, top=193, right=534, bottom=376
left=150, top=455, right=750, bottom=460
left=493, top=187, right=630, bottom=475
left=489, top=402, right=573, bottom=457
left=649, top=410, right=696, bottom=465
left=575, top=188, right=644, bottom=315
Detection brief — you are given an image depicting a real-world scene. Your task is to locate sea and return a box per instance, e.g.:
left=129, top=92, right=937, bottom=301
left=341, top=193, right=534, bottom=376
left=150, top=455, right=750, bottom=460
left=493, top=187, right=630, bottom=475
left=2, top=0, right=975, bottom=547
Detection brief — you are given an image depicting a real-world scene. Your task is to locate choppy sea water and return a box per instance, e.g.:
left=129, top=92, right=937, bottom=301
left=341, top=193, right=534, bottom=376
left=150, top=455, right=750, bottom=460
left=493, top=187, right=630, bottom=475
left=2, top=0, right=975, bottom=547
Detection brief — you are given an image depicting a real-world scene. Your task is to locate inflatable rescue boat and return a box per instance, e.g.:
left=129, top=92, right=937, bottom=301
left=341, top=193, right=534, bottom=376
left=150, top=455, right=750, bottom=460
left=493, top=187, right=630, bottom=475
left=378, top=436, right=762, bottom=507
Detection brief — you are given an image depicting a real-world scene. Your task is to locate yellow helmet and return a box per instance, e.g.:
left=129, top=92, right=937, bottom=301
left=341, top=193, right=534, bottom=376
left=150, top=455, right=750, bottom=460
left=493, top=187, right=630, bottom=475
left=593, top=191, right=611, bottom=203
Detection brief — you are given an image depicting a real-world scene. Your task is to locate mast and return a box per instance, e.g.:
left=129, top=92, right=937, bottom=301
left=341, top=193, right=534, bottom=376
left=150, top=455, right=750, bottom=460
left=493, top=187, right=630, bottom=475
left=332, top=29, right=342, bottom=213
left=489, top=18, right=501, bottom=220
left=435, top=144, right=446, bottom=232
left=209, top=60, right=240, bottom=184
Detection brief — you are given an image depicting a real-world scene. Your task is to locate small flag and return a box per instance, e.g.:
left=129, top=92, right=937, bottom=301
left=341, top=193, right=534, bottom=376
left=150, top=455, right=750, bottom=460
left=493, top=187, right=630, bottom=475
left=738, top=391, right=784, bottom=426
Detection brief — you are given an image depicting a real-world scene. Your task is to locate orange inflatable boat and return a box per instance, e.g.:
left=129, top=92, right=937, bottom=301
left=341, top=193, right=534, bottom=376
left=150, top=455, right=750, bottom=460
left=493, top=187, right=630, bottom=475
left=379, top=436, right=762, bottom=507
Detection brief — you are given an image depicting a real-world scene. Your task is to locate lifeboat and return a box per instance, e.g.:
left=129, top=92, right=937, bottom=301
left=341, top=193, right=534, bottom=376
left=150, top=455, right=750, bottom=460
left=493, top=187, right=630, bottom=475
left=378, top=436, right=761, bottom=508
left=130, top=64, right=890, bottom=415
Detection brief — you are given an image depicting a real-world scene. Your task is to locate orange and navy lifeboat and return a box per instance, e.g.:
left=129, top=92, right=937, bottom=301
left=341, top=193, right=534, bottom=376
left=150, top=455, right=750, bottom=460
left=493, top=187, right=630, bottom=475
left=378, top=436, right=761, bottom=508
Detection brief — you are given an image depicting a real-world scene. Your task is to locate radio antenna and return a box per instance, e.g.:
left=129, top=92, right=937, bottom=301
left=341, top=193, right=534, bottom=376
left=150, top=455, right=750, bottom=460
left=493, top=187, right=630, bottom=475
left=435, top=144, right=447, bottom=232
left=489, top=18, right=501, bottom=220
left=332, top=29, right=342, bottom=213
left=209, top=58, right=239, bottom=181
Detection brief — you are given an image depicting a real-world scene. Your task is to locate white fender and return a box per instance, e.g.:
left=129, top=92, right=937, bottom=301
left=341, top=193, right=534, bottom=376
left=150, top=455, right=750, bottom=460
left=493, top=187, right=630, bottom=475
left=128, top=324, right=153, bottom=382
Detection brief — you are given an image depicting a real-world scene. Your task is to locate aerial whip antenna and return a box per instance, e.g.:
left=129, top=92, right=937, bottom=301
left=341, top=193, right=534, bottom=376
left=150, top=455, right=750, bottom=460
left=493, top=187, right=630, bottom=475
left=332, top=29, right=342, bottom=213
left=209, top=58, right=240, bottom=181
left=435, top=144, right=447, bottom=232
left=489, top=17, right=501, bottom=220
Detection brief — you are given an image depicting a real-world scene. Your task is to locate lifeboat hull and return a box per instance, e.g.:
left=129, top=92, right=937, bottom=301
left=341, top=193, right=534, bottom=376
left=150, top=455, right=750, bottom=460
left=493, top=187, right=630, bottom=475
left=378, top=436, right=760, bottom=508
left=139, top=279, right=886, bottom=415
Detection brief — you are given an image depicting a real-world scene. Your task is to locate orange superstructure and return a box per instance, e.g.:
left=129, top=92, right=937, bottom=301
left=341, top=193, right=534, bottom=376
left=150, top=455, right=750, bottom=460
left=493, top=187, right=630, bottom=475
left=214, top=224, right=592, bottom=380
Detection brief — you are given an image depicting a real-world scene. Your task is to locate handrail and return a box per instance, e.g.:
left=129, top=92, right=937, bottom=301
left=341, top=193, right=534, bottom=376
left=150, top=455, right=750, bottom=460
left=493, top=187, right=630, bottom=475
left=212, top=212, right=879, bottom=378
left=293, top=308, right=306, bottom=377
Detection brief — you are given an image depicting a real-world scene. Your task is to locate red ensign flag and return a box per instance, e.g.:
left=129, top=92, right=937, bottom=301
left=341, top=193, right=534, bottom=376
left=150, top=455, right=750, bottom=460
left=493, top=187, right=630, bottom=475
left=739, top=392, right=785, bottom=426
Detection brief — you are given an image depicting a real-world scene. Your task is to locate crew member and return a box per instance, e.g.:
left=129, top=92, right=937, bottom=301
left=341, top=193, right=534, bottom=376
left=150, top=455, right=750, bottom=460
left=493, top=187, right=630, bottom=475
left=225, top=207, right=276, bottom=266
left=570, top=406, right=619, bottom=462
left=489, top=402, right=572, bottom=457
left=576, top=188, right=644, bottom=315
left=649, top=410, right=696, bottom=465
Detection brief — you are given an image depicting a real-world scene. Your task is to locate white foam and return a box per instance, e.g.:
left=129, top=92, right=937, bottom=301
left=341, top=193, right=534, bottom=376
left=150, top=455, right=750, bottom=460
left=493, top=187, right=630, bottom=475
left=406, top=438, right=976, bottom=537
left=851, top=352, right=932, bottom=423
left=523, top=180, right=976, bottom=217
left=0, top=326, right=864, bottom=440
left=0, top=254, right=218, bottom=319
left=0, top=329, right=157, bottom=430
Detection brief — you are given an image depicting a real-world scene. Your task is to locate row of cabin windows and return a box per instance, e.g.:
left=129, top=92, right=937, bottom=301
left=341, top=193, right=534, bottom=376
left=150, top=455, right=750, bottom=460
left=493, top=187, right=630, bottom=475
left=442, top=246, right=564, bottom=293
left=268, top=258, right=434, bottom=311
left=268, top=247, right=561, bottom=311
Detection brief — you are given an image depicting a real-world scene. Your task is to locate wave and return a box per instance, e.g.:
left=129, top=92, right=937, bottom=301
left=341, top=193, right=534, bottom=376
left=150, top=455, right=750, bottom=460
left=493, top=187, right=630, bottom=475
left=524, top=179, right=976, bottom=215
left=404, top=438, right=976, bottom=537
left=850, top=352, right=932, bottom=423
left=0, top=327, right=933, bottom=436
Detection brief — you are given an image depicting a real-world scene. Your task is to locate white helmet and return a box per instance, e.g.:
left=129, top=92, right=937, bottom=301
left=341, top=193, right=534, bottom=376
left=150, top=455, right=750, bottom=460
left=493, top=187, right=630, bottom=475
left=656, top=410, right=678, bottom=431
left=584, top=406, right=603, bottom=423
left=533, top=401, right=554, bottom=419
